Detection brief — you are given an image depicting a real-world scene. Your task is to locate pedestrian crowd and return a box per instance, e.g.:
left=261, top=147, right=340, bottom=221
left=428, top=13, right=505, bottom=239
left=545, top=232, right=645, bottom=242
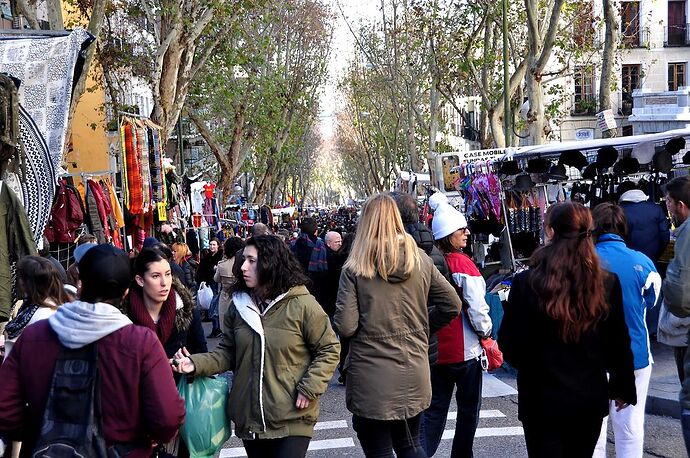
left=0, top=176, right=689, bottom=458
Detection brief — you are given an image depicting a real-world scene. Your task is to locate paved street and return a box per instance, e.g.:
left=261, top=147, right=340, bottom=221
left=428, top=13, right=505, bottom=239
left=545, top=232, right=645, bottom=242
left=205, top=328, right=687, bottom=458
left=214, top=371, right=685, bottom=458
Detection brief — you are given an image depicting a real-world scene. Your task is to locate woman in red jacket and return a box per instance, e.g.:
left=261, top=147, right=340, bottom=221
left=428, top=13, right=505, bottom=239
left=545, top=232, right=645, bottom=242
left=422, top=193, right=493, bottom=458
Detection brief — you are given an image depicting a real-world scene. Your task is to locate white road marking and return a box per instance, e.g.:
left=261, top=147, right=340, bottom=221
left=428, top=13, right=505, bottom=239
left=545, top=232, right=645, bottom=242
left=447, top=409, right=506, bottom=420
left=314, top=420, right=349, bottom=430
left=219, top=438, right=355, bottom=457
left=441, top=426, right=524, bottom=440
left=482, top=373, right=518, bottom=397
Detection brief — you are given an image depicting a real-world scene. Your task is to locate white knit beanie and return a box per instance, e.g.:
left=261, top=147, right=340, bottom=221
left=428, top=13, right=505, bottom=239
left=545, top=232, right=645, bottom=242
left=429, top=192, right=468, bottom=240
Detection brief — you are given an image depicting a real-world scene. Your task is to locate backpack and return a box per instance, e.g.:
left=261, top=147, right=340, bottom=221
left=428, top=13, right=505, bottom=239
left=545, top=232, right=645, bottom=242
left=32, top=343, right=131, bottom=458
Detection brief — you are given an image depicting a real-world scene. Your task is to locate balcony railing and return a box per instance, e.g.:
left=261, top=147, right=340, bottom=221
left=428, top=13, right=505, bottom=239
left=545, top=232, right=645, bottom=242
left=622, top=28, right=649, bottom=48
left=665, top=24, right=690, bottom=46
left=571, top=96, right=598, bottom=116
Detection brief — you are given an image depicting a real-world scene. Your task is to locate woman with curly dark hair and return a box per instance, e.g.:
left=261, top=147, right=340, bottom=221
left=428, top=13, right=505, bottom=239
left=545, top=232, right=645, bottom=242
left=173, top=235, right=339, bottom=458
left=499, top=202, right=636, bottom=457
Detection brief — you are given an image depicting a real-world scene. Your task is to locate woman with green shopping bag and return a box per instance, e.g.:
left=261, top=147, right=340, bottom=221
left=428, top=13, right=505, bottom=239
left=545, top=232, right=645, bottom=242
left=173, top=235, right=340, bottom=458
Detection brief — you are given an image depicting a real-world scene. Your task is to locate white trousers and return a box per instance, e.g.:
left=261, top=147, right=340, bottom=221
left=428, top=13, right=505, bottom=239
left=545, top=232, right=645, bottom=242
left=592, top=365, right=652, bottom=458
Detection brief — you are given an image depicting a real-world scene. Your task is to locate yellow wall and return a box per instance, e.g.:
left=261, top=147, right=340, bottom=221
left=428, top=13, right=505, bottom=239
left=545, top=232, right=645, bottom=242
left=62, top=3, right=111, bottom=175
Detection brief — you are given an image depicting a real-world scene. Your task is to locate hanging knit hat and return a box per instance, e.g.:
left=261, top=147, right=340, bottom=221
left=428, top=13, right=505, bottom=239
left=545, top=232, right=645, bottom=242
left=429, top=192, right=468, bottom=240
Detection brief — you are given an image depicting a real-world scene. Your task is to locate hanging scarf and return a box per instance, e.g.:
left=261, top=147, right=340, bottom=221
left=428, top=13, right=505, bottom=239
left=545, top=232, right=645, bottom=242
left=4, top=302, right=39, bottom=339
left=127, top=288, right=177, bottom=345
left=298, top=232, right=328, bottom=272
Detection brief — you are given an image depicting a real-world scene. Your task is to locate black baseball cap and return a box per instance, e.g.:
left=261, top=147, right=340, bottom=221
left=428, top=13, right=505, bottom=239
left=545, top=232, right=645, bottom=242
left=78, top=244, right=131, bottom=300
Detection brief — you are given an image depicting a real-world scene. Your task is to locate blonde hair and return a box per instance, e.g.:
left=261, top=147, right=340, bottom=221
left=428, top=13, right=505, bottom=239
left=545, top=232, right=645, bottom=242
left=171, top=242, right=191, bottom=264
left=345, top=193, right=420, bottom=280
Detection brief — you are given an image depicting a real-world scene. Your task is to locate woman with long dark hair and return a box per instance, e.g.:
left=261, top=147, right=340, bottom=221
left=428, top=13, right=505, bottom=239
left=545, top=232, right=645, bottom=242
left=125, top=247, right=207, bottom=359
left=172, top=235, right=339, bottom=458
left=498, top=202, right=636, bottom=457
left=335, top=194, right=460, bottom=458
left=3, top=256, right=67, bottom=359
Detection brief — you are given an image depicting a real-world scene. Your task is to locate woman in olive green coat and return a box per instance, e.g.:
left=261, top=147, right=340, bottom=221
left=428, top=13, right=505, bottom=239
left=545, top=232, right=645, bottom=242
left=335, top=193, right=461, bottom=458
left=173, top=235, right=339, bottom=458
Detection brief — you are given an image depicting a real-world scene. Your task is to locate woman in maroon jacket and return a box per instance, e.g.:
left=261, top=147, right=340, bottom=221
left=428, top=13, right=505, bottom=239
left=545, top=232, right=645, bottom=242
left=0, top=244, right=184, bottom=457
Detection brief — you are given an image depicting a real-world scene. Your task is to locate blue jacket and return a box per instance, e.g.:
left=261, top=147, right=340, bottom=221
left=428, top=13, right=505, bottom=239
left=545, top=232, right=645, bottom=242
left=619, top=194, right=670, bottom=262
left=596, top=233, right=661, bottom=370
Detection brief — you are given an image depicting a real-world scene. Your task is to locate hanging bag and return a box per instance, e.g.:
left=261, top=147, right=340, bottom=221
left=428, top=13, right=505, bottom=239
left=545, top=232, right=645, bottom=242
left=177, top=376, right=230, bottom=458
left=197, top=282, right=213, bottom=311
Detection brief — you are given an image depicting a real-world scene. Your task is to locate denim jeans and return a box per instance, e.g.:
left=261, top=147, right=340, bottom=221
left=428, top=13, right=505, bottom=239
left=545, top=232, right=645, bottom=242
left=421, top=358, right=482, bottom=458
left=682, top=409, right=690, bottom=456
left=352, top=413, right=426, bottom=458
left=208, top=283, right=220, bottom=331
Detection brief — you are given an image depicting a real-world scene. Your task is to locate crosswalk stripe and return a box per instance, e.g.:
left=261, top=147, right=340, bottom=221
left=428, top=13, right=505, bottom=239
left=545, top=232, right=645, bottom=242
left=219, top=438, right=355, bottom=457
left=314, top=420, right=349, bottom=430
left=446, top=409, right=506, bottom=420
left=441, top=426, right=524, bottom=439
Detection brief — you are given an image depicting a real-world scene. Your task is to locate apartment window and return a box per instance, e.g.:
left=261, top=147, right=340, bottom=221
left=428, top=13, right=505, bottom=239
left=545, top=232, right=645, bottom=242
left=621, top=64, right=640, bottom=114
left=573, top=1, right=594, bottom=46
left=621, top=1, right=640, bottom=46
left=574, top=67, right=596, bottom=114
left=668, top=62, right=686, bottom=90
left=667, top=1, right=687, bottom=46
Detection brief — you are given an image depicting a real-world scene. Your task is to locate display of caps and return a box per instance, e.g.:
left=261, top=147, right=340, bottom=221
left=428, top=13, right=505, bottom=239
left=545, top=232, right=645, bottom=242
left=547, top=163, right=568, bottom=182
left=653, top=148, right=673, bottom=173
left=595, top=146, right=618, bottom=170
left=666, top=136, right=686, bottom=155
left=617, top=156, right=640, bottom=174
left=582, top=163, right=598, bottom=180
left=558, top=150, right=588, bottom=170
left=498, top=160, right=520, bottom=176
left=513, top=173, right=536, bottom=191
left=631, top=141, right=655, bottom=164
left=526, top=157, right=551, bottom=174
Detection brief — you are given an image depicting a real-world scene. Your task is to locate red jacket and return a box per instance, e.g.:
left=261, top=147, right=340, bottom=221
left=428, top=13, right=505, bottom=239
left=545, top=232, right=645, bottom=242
left=44, top=180, right=84, bottom=243
left=436, top=252, right=493, bottom=364
left=0, top=321, right=185, bottom=458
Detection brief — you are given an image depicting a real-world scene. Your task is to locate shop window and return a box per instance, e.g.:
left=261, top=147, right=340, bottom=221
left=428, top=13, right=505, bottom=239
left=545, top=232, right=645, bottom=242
left=621, top=1, right=641, bottom=47
left=668, top=62, right=686, bottom=90
left=573, top=67, right=596, bottom=115
left=621, top=64, right=640, bottom=115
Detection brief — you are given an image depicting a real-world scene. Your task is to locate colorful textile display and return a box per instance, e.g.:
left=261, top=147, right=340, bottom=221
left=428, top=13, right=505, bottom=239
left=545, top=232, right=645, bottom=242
left=123, top=122, right=143, bottom=215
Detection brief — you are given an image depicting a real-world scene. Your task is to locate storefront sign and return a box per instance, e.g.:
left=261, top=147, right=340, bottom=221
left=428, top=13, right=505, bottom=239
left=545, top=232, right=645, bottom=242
left=596, top=109, right=617, bottom=132
left=575, top=128, right=594, bottom=141
left=440, top=149, right=508, bottom=192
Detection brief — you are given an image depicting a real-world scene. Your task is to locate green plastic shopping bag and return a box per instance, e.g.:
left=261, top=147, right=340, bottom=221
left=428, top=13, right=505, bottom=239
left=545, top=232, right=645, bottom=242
left=177, top=375, right=231, bottom=458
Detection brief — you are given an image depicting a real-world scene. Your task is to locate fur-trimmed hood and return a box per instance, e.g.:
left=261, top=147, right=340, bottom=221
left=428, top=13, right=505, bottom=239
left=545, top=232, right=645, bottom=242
left=172, top=276, right=194, bottom=332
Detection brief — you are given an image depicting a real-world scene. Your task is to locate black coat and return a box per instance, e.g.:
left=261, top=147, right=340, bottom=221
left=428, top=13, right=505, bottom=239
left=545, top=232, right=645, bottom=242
left=405, top=222, right=454, bottom=365
left=196, top=251, right=222, bottom=285
left=321, top=247, right=345, bottom=317
left=499, top=271, right=636, bottom=422
left=179, top=259, right=198, bottom=293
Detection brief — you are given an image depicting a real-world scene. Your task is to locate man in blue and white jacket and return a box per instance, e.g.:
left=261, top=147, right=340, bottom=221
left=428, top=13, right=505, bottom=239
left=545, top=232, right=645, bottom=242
left=592, top=203, right=661, bottom=458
